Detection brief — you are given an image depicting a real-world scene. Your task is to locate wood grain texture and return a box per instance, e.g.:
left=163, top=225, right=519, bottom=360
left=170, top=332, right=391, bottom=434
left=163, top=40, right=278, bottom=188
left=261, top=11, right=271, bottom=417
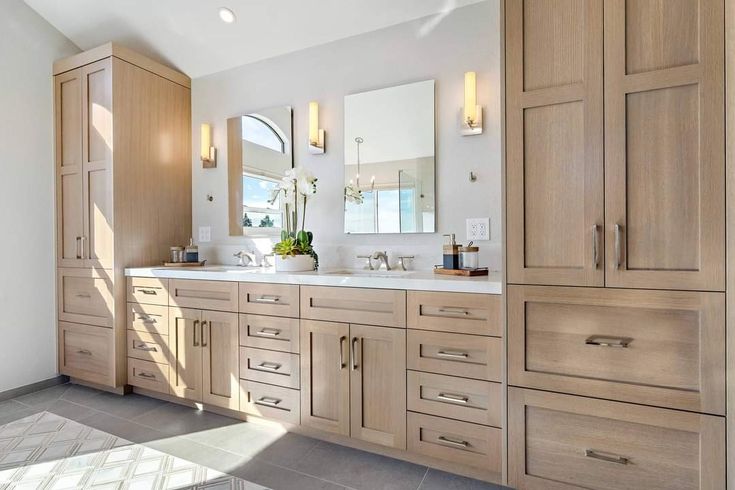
left=228, top=116, right=244, bottom=236
left=508, top=388, right=725, bottom=490
left=604, top=0, right=725, bottom=291
left=169, top=279, right=238, bottom=312
left=202, top=310, right=239, bottom=410
left=239, top=314, right=300, bottom=353
left=169, top=307, right=203, bottom=401
left=508, top=285, right=725, bottom=415
left=126, top=277, right=170, bottom=306
left=239, top=347, right=300, bottom=389
left=239, top=282, right=299, bottom=318
left=127, top=358, right=170, bottom=394
left=506, top=0, right=604, bottom=287
left=407, top=291, right=502, bottom=336
left=725, top=0, right=735, bottom=485
left=239, top=379, right=301, bottom=425
left=301, top=286, right=406, bottom=328
left=58, top=322, right=114, bottom=386
left=58, top=268, right=114, bottom=328
left=126, top=330, right=170, bottom=365
left=407, top=330, right=502, bottom=382
left=126, top=303, right=169, bottom=336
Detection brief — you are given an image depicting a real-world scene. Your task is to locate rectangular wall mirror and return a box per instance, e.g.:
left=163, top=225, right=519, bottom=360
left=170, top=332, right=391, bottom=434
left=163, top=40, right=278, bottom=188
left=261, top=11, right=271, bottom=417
left=228, top=106, right=293, bottom=235
left=344, top=80, right=436, bottom=234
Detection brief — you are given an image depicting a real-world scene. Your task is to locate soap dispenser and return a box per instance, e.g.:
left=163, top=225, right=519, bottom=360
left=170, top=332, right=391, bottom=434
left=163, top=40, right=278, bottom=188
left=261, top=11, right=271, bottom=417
left=442, top=234, right=461, bottom=270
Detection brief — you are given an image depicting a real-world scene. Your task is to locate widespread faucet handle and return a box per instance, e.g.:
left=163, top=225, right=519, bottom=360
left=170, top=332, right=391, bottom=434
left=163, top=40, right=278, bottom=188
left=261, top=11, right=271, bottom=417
left=357, top=255, right=375, bottom=271
left=234, top=250, right=256, bottom=267
left=397, top=255, right=415, bottom=271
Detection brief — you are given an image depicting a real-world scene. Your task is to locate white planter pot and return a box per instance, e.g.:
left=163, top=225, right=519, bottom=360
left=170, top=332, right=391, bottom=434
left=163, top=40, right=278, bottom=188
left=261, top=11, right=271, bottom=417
left=274, top=254, right=315, bottom=272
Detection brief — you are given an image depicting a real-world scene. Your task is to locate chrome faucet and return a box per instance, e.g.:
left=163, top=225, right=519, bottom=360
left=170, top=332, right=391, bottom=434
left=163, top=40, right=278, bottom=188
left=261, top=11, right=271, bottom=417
left=357, top=254, right=375, bottom=270
left=371, top=251, right=391, bottom=271
left=397, top=255, right=414, bottom=271
left=234, top=250, right=257, bottom=267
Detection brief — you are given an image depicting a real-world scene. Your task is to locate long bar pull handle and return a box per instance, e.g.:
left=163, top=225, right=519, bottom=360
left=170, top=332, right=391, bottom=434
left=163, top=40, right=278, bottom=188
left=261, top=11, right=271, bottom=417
left=76, top=237, right=82, bottom=259
left=256, top=328, right=281, bottom=337
left=253, top=296, right=281, bottom=304
left=437, top=307, right=470, bottom=316
left=193, top=320, right=200, bottom=347
left=437, top=393, right=470, bottom=404
left=585, top=336, right=631, bottom=348
left=76, top=349, right=92, bottom=356
left=201, top=321, right=208, bottom=347
left=585, top=449, right=629, bottom=465
left=138, top=289, right=158, bottom=295
left=137, top=314, right=158, bottom=324
left=80, top=236, right=87, bottom=259
left=134, top=341, right=158, bottom=352
left=137, top=372, right=156, bottom=379
left=339, top=336, right=347, bottom=369
left=592, top=224, right=599, bottom=268
left=614, top=224, right=622, bottom=269
left=436, top=350, right=469, bottom=359
left=351, top=337, right=359, bottom=371
left=437, top=436, right=470, bottom=448
left=255, top=397, right=282, bottom=408
left=257, top=362, right=282, bottom=372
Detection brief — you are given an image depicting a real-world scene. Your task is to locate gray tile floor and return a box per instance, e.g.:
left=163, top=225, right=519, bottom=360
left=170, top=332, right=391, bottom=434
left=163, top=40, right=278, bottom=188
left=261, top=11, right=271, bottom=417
left=1, top=383, right=508, bottom=490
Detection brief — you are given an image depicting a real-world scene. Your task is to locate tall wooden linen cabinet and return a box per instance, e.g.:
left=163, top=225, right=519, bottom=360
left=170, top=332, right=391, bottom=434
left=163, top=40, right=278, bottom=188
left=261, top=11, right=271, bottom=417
left=54, top=44, right=191, bottom=389
left=505, top=0, right=731, bottom=488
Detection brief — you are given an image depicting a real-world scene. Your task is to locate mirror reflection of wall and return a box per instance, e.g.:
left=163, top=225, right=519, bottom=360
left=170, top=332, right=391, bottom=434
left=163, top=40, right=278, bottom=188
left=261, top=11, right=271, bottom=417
left=344, top=80, right=435, bottom=234
left=227, top=107, right=293, bottom=235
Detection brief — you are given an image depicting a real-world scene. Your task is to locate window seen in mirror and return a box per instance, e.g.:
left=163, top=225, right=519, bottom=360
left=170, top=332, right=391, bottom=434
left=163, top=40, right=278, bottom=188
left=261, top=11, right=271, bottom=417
left=242, top=174, right=283, bottom=229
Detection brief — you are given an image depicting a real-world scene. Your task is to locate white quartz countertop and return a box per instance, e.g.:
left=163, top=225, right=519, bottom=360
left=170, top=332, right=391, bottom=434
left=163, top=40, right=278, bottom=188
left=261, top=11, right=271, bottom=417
left=124, top=266, right=503, bottom=295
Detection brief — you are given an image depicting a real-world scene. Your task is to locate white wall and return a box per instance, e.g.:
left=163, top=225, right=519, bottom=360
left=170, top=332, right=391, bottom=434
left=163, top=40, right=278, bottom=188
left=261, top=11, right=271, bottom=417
left=0, top=0, right=79, bottom=392
left=192, top=1, right=502, bottom=271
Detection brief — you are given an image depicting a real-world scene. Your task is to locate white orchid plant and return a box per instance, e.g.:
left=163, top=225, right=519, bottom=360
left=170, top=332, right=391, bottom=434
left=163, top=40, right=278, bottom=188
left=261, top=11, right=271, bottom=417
left=268, top=167, right=319, bottom=266
left=344, top=183, right=364, bottom=204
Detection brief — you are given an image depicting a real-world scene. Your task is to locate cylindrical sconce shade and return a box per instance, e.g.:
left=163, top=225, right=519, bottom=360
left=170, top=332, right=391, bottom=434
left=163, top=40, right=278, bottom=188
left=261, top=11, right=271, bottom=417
left=464, top=72, right=477, bottom=125
left=200, top=123, right=211, bottom=161
left=309, top=102, right=319, bottom=145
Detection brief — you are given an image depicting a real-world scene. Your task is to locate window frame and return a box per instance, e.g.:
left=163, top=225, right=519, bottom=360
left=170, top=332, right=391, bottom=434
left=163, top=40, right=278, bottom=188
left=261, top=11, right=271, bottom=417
left=242, top=171, right=285, bottom=236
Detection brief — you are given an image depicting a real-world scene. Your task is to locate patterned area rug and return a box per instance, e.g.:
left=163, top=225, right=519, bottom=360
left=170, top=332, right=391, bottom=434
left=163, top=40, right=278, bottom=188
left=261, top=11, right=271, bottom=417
left=0, top=411, right=264, bottom=489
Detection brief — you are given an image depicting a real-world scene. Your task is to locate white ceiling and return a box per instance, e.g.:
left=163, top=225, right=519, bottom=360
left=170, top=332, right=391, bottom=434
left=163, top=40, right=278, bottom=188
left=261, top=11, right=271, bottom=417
left=24, top=0, right=487, bottom=78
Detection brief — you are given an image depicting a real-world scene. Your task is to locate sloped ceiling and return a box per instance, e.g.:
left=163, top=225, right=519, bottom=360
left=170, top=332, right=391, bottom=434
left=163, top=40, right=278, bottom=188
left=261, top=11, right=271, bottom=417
left=24, top=0, right=488, bottom=78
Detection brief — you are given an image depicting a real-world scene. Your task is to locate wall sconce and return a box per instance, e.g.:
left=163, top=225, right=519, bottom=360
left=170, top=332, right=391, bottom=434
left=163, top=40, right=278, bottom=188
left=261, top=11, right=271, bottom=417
left=461, top=71, right=483, bottom=136
left=200, top=123, right=217, bottom=168
left=308, top=101, right=325, bottom=154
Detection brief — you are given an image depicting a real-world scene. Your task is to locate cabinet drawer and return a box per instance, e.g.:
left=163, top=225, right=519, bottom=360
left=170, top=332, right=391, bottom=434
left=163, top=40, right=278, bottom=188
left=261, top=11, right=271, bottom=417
left=407, top=330, right=501, bottom=381
left=301, top=286, right=406, bottom=327
left=239, top=347, right=300, bottom=389
left=240, top=314, right=300, bottom=353
left=508, top=286, right=726, bottom=415
left=508, top=388, right=725, bottom=490
left=59, top=322, right=113, bottom=386
left=240, top=283, right=299, bottom=318
left=58, top=268, right=113, bottom=327
left=128, top=358, right=170, bottom=394
left=127, top=330, right=170, bottom=364
left=407, top=371, right=501, bottom=427
left=127, top=303, right=169, bottom=336
left=407, top=412, right=502, bottom=473
left=408, top=291, right=501, bottom=336
left=169, top=279, right=238, bottom=312
left=127, top=277, right=169, bottom=306
left=240, top=379, right=300, bottom=425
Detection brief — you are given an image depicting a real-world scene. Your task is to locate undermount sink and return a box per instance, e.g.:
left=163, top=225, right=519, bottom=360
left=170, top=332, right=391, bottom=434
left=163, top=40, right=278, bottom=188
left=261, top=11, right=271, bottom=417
left=174, top=265, right=263, bottom=273
left=322, top=269, right=412, bottom=278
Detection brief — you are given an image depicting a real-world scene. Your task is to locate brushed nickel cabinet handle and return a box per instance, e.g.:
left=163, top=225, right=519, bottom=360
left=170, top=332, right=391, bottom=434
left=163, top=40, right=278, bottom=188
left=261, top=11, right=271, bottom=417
left=351, top=337, right=359, bottom=371
left=134, top=341, right=158, bottom=352
left=76, top=236, right=82, bottom=259
left=137, top=372, right=156, bottom=379
left=585, top=336, right=631, bottom=348
left=585, top=449, right=629, bottom=465
left=436, top=350, right=469, bottom=359
left=80, top=236, right=87, bottom=259
left=437, top=307, right=470, bottom=316
left=255, top=396, right=282, bottom=407
left=257, top=361, right=282, bottom=372
left=76, top=349, right=92, bottom=356
left=193, top=320, right=200, bottom=347
left=253, top=296, right=280, bottom=304
left=436, top=393, right=469, bottom=404
left=437, top=436, right=469, bottom=448
left=137, top=314, right=158, bottom=324
left=592, top=224, right=600, bottom=268
left=138, top=289, right=158, bottom=295
left=614, top=224, right=622, bottom=269
left=256, top=328, right=281, bottom=337
left=339, top=336, right=347, bottom=369
left=201, top=321, right=208, bottom=347
left=75, top=293, right=91, bottom=299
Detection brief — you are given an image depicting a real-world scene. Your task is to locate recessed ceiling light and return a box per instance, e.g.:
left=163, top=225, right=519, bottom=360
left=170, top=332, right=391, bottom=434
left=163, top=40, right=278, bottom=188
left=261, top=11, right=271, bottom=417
left=219, top=7, right=236, bottom=23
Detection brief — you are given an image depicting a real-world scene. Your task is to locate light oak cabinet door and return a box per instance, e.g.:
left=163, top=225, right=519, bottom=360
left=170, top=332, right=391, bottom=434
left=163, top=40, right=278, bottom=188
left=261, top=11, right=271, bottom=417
left=506, top=0, right=604, bottom=287
left=604, top=0, right=725, bottom=291
left=202, top=310, right=239, bottom=410
left=55, top=68, right=85, bottom=268
left=350, top=324, right=406, bottom=450
left=169, top=308, right=203, bottom=402
left=300, top=320, right=350, bottom=436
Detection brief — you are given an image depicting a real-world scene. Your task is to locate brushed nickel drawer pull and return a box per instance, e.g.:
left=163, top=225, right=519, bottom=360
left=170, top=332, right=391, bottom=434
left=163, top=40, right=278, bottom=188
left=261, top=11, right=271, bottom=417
left=76, top=236, right=82, bottom=259
left=76, top=349, right=92, bottom=356
left=256, top=328, right=281, bottom=337
left=75, top=293, right=91, bottom=299
left=137, top=372, right=156, bottom=379
left=437, top=436, right=470, bottom=448
left=201, top=321, right=208, bottom=347
left=614, top=224, right=622, bottom=269
left=134, top=341, right=158, bottom=352
left=255, top=396, right=282, bottom=407
left=253, top=295, right=281, bottom=304
left=592, top=224, right=600, bottom=268
left=436, top=350, right=469, bottom=359
left=257, top=361, right=282, bottom=371
left=436, top=393, right=469, bottom=404
left=585, top=336, right=631, bottom=348
left=351, top=337, right=359, bottom=371
left=80, top=236, right=87, bottom=259
left=193, top=320, right=200, bottom=347
left=339, top=336, right=347, bottom=369
left=138, top=288, right=158, bottom=295
left=585, top=449, right=629, bottom=465
left=437, top=307, right=470, bottom=316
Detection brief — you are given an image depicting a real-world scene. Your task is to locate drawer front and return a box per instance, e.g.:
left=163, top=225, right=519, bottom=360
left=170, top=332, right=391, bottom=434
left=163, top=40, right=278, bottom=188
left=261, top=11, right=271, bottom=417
left=58, top=322, right=113, bottom=386
left=240, top=283, right=299, bottom=318
left=128, top=358, right=170, bottom=394
left=407, top=330, right=502, bottom=381
left=508, top=388, right=725, bottom=490
left=240, top=314, right=300, bottom=353
left=508, top=285, right=725, bottom=415
left=407, top=412, right=502, bottom=473
left=127, top=277, right=169, bottom=306
left=407, top=371, right=501, bottom=427
left=169, top=279, right=238, bottom=312
left=239, top=347, right=300, bottom=389
left=240, top=379, right=300, bottom=425
left=301, top=286, right=406, bottom=328
left=408, top=291, right=502, bottom=336
left=58, top=269, right=113, bottom=327
left=127, top=303, right=169, bottom=336
left=127, top=330, right=170, bottom=364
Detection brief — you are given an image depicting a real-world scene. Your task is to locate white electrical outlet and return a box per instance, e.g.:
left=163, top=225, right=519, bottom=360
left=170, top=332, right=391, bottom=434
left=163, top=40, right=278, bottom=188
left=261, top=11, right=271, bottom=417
left=466, top=218, right=490, bottom=241
left=198, top=226, right=211, bottom=243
